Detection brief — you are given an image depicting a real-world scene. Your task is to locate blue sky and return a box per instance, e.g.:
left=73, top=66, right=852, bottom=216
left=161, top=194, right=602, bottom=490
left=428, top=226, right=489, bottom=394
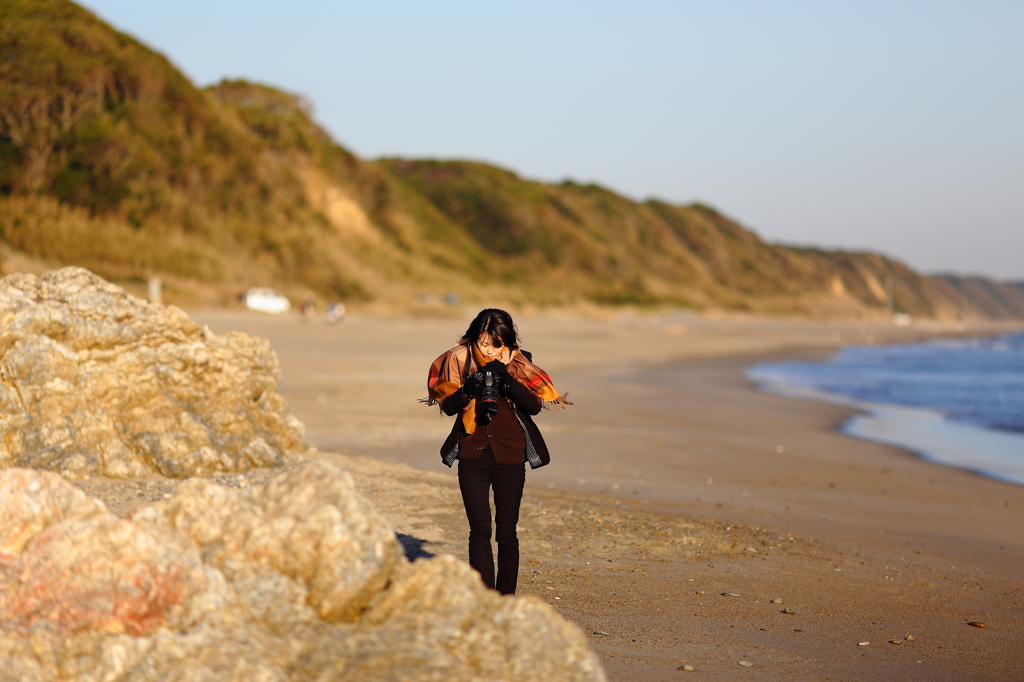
left=81, top=1, right=1024, bottom=279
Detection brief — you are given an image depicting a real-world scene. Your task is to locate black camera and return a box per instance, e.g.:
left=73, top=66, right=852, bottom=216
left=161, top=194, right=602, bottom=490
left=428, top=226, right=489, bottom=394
left=469, top=371, right=500, bottom=423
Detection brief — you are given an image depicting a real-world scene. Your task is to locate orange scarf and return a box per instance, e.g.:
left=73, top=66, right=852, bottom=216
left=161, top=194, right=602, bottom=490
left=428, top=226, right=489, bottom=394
left=423, top=340, right=570, bottom=434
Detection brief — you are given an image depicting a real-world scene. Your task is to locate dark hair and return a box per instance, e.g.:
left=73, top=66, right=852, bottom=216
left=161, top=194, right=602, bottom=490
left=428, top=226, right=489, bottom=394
left=463, top=308, right=520, bottom=350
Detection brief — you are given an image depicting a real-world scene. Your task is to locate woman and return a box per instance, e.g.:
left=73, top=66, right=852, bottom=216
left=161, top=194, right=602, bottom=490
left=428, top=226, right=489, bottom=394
left=424, top=308, right=570, bottom=595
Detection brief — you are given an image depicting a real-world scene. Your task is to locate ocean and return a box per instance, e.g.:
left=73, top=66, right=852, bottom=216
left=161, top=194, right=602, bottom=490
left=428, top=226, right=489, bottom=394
left=746, top=332, right=1024, bottom=486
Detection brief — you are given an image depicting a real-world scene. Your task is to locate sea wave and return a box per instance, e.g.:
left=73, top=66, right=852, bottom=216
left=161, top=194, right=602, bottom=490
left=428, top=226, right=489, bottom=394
left=747, top=333, right=1024, bottom=487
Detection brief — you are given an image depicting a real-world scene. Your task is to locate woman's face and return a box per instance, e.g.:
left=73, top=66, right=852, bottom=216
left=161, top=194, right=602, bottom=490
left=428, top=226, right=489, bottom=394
left=475, top=333, right=505, bottom=360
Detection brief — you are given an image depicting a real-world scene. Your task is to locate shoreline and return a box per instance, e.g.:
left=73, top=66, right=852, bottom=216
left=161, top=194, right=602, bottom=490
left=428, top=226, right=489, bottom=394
left=746, top=330, right=1024, bottom=489
left=181, top=311, right=1024, bottom=681
left=535, top=350, right=1024, bottom=681
left=749, top=376, right=1024, bottom=489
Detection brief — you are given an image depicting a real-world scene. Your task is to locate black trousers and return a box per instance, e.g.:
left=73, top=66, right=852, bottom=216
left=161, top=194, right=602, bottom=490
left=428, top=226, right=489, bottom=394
left=457, top=448, right=526, bottom=595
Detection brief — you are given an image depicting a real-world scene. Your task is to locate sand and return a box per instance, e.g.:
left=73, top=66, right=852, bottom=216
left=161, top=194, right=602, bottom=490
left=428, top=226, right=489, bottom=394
left=91, top=309, right=1024, bottom=681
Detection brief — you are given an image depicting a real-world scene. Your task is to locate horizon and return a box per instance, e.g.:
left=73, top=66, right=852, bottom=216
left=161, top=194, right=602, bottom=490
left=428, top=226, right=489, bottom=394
left=80, top=0, right=1024, bottom=281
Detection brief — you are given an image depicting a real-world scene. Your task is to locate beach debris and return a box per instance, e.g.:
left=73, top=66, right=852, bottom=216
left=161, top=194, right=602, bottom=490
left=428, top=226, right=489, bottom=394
left=0, top=465, right=606, bottom=681
left=858, top=641, right=871, bottom=646
left=679, top=664, right=695, bottom=671
left=744, top=546, right=758, bottom=553
left=771, top=598, right=784, bottom=604
left=781, top=608, right=796, bottom=614
left=905, top=635, right=915, bottom=641
left=0, top=268, right=305, bottom=479
left=793, top=629, right=803, bottom=632
left=722, top=592, right=742, bottom=597
left=889, top=639, right=902, bottom=645
left=967, top=621, right=987, bottom=628
left=738, top=660, right=754, bottom=667
left=593, top=631, right=610, bottom=636
left=696, top=591, right=705, bottom=595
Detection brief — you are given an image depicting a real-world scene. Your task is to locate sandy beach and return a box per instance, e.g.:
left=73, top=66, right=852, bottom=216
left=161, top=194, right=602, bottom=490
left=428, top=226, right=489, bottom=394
left=88, top=309, right=1023, bottom=681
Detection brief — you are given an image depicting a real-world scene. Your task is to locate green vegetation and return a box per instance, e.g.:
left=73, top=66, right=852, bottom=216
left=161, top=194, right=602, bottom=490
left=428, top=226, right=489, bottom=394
left=381, top=158, right=1009, bottom=318
left=0, top=0, right=421, bottom=302
left=1, top=0, right=1020, bottom=318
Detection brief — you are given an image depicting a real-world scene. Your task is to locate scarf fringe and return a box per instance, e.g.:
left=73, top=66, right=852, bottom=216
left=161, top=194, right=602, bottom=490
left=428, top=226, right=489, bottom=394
left=542, top=392, right=572, bottom=410
left=423, top=393, right=571, bottom=411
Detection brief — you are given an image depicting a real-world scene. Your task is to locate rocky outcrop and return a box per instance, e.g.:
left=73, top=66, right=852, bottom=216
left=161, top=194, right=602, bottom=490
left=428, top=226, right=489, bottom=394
left=0, top=267, right=606, bottom=680
left=0, top=267, right=305, bottom=479
left=0, top=463, right=606, bottom=682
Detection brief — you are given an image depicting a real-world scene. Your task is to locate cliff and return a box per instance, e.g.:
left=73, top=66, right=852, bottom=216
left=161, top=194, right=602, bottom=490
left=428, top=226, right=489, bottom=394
left=1, top=0, right=1021, bottom=319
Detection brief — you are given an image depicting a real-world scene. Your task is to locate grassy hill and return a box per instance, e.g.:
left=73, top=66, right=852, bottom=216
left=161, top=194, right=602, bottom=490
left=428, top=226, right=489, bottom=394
left=378, top=159, right=1016, bottom=318
left=0, top=0, right=492, bottom=307
left=1, top=0, right=1021, bottom=319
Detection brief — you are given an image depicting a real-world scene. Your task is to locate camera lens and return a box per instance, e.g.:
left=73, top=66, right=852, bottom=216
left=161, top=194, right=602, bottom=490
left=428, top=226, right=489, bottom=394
left=479, top=371, right=499, bottom=422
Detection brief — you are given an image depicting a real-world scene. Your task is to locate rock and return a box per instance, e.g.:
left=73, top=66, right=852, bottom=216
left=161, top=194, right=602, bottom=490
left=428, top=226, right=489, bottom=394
left=680, top=664, right=695, bottom=671
left=722, top=593, right=741, bottom=597
left=967, top=621, right=987, bottom=628
left=905, top=635, right=915, bottom=641
left=594, top=631, right=610, bottom=636
left=781, top=608, right=795, bottom=614
left=771, top=598, right=783, bottom=604
left=0, top=268, right=305, bottom=480
left=738, top=660, right=754, bottom=667
left=136, top=461, right=403, bottom=623
left=0, top=467, right=106, bottom=558
left=744, top=546, right=758, bottom=553
left=344, top=557, right=602, bottom=680
left=889, top=639, right=902, bottom=645
left=0, top=465, right=606, bottom=681
left=858, top=641, right=870, bottom=646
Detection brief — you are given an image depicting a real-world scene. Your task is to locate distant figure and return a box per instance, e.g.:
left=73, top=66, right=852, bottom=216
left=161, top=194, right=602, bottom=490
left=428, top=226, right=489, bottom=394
left=422, top=309, right=571, bottom=595
left=147, top=278, right=162, bottom=305
left=301, top=295, right=315, bottom=319
left=326, top=302, right=346, bottom=324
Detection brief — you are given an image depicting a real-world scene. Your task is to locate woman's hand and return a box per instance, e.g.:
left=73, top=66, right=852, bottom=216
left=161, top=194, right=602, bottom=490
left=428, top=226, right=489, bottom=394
left=463, top=372, right=484, bottom=396
left=483, top=359, right=510, bottom=376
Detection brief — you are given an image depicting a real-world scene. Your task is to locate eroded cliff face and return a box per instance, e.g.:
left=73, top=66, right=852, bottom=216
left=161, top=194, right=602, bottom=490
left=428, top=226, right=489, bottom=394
left=0, top=464, right=606, bottom=682
left=0, top=267, right=305, bottom=479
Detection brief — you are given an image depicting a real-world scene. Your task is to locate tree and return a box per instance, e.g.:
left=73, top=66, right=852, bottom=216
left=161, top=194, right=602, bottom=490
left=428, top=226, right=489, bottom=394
left=0, top=80, right=104, bottom=191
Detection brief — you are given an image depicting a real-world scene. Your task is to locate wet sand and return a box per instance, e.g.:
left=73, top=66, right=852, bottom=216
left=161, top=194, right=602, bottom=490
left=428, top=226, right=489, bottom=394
left=179, top=310, right=1024, bottom=681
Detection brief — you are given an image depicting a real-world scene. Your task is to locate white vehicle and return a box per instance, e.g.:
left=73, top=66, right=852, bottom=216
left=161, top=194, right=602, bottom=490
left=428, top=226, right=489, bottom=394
left=243, top=287, right=291, bottom=314
left=893, top=312, right=912, bottom=326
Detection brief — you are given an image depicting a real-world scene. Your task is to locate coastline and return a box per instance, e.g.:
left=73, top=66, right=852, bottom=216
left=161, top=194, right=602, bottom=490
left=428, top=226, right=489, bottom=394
left=748, top=373, right=1024, bottom=488
left=179, top=311, right=1024, bottom=681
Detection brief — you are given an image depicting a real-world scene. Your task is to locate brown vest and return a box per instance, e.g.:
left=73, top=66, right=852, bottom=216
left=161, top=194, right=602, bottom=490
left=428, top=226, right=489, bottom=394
left=458, top=394, right=526, bottom=463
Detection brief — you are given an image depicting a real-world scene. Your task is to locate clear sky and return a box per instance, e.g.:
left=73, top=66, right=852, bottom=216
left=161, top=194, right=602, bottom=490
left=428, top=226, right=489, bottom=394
left=81, top=1, right=1024, bottom=280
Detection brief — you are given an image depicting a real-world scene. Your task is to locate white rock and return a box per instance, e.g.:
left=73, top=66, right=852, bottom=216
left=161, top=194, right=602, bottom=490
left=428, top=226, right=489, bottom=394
left=0, top=464, right=606, bottom=681
left=0, top=268, right=305, bottom=479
